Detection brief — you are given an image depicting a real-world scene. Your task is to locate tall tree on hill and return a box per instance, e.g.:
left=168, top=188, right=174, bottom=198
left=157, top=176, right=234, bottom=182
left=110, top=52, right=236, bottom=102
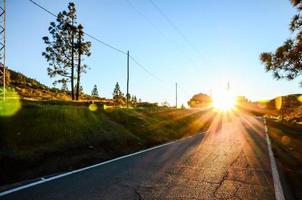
left=131, top=95, right=137, bottom=107
left=75, top=25, right=91, bottom=100
left=42, top=2, right=91, bottom=100
left=113, top=82, right=121, bottom=99
left=113, top=82, right=125, bottom=105
left=91, top=84, right=99, bottom=97
left=260, top=0, right=302, bottom=86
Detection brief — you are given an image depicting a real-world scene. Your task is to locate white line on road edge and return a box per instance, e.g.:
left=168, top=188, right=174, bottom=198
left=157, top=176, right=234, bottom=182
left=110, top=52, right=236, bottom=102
left=263, top=118, right=285, bottom=200
left=0, top=132, right=204, bottom=197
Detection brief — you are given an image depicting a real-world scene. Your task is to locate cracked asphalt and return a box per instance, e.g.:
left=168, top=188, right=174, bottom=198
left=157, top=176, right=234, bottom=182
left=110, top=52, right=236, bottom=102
left=2, top=115, right=276, bottom=200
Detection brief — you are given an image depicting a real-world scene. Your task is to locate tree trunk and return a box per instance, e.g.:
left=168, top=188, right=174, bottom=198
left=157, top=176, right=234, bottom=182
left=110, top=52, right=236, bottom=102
left=70, top=19, right=75, bottom=100
left=76, top=30, right=82, bottom=101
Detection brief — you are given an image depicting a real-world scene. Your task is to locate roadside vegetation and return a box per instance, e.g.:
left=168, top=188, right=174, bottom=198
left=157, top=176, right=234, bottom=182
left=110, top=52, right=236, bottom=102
left=0, top=101, right=211, bottom=186
left=267, top=120, right=302, bottom=200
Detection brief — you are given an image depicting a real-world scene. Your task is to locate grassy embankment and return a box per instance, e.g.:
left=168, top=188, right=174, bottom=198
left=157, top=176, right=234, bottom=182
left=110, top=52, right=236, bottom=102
left=267, top=120, right=302, bottom=200
left=0, top=101, right=211, bottom=186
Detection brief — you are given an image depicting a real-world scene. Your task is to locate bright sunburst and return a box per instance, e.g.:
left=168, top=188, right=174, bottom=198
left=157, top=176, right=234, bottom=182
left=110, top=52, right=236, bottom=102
left=212, top=90, right=236, bottom=111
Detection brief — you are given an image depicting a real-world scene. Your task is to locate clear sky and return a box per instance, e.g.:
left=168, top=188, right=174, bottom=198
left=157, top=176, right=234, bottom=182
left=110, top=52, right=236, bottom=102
left=7, top=0, right=302, bottom=106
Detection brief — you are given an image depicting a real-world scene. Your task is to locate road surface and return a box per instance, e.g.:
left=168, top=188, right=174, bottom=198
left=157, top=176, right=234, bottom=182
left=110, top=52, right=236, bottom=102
left=1, top=115, right=276, bottom=200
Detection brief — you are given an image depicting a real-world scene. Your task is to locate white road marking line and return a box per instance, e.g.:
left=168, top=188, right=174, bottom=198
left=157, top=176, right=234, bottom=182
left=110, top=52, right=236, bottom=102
left=0, top=132, right=204, bottom=197
left=263, top=118, right=285, bottom=200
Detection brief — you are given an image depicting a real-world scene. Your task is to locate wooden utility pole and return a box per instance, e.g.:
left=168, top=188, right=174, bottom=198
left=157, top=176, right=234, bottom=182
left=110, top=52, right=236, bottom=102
left=175, top=82, right=178, bottom=109
left=126, top=51, right=130, bottom=108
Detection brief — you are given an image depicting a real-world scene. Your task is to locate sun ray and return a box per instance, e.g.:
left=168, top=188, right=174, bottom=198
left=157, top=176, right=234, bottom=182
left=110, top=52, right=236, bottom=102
left=212, top=90, right=236, bottom=111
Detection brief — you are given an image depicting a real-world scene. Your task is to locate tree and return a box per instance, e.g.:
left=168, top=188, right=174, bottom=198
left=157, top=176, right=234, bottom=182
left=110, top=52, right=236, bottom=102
left=113, top=82, right=121, bottom=99
left=79, top=85, right=83, bottom=95
left=75, top=24, right=91, bottom=100
left=187, top=93, right=212, bottom=108
left=260, top=0, right=302, bottom=86
left=74, top=84, right=83, bottom=95
left=131, top=95, right=137, bottom=107
left=112, top=82, right=125, bottom=105
left=42, top=2, right=91, bottom=100
left=91, top=84, right=99, bottom=97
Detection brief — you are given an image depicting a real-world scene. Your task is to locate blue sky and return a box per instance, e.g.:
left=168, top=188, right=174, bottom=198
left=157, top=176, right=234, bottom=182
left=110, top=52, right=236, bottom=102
left=8, top=0, right=301, bottom=106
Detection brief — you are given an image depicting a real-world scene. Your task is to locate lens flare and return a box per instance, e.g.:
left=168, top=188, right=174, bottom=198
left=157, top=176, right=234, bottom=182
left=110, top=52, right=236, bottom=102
left=88, top=103, right=98, bottom=111
left=0, top=88, right=21, bottom=117
left=281, top=136, right=290, bottom=145
left=275, top=96, right=282, bottom=110
left=212, top=91, right=235, bottom=111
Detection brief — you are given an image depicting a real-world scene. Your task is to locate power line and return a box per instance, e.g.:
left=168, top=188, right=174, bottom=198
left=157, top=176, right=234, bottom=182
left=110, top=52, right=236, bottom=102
left=148, top=0, right=201, bottom=56
left=129, top=55, right=164, bottom=82
left=125, top=0, right=169, bottom=41
left=29, top=0, right=190, bottom=104
left=29, top=0, right=127, bottom=55
left=29, top=0, right=166, bottom=82
left=125, top=0, right=198, bottom=64
left=28, top=0, right=167, bottom=80
left=125, top=0, right=200, bottom=94
left=83, top=32, right=127, bottom=55
left=29, top=0, right=56, bottom=17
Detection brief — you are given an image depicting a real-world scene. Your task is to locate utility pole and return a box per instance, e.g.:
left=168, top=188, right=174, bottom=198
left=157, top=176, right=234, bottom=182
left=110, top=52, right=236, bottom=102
left=126, top=51, right=130, bottom=108
left=175, top=82, right=178, bottom=109
left=209, top=89, right=213, bottom=97
left=0, top=0, right=6, bottom=100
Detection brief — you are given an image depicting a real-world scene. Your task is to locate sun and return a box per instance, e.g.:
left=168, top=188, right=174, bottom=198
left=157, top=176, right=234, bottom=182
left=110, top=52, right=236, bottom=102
left=212, top=90, right=236, bottom=111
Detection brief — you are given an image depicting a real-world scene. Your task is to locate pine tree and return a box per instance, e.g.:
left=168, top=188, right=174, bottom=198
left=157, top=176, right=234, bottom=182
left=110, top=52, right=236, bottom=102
left=91, top=84, right=99, bottom=97
left=131, top=95, right=137, bottom=107
left=42, top=2, right=91, bottom=100
left=260, top=0, right=302, bottom=86
left=113, top=82, right=125, bottom=105
left=113, top=82, right=121, bottom=100
left=75, top=24, right=91, bottom=100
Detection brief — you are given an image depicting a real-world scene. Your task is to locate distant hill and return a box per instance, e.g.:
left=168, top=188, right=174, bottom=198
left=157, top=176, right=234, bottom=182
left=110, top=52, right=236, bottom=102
left=2, top=66, right=112, bottom=103
left=262, top=94, right=302, bottom=122
left=187, top=91, right=302, bottom=123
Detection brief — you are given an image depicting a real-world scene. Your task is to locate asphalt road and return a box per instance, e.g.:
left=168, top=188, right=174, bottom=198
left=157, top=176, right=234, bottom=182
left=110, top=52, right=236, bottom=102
left=2, top=115, right=276, bottom=200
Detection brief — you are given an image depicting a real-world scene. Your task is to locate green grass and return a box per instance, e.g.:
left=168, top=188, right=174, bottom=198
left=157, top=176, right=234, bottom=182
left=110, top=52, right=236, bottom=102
left=0, top=102, right=210, bottom=186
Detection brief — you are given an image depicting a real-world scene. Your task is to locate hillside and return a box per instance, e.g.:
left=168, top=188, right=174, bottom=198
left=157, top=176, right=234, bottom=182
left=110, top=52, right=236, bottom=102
left=0, top=104, right=211, bottom=186
left=261, top=94, right=302, bottom=123
left=3, top=66, right=112, bottom=103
